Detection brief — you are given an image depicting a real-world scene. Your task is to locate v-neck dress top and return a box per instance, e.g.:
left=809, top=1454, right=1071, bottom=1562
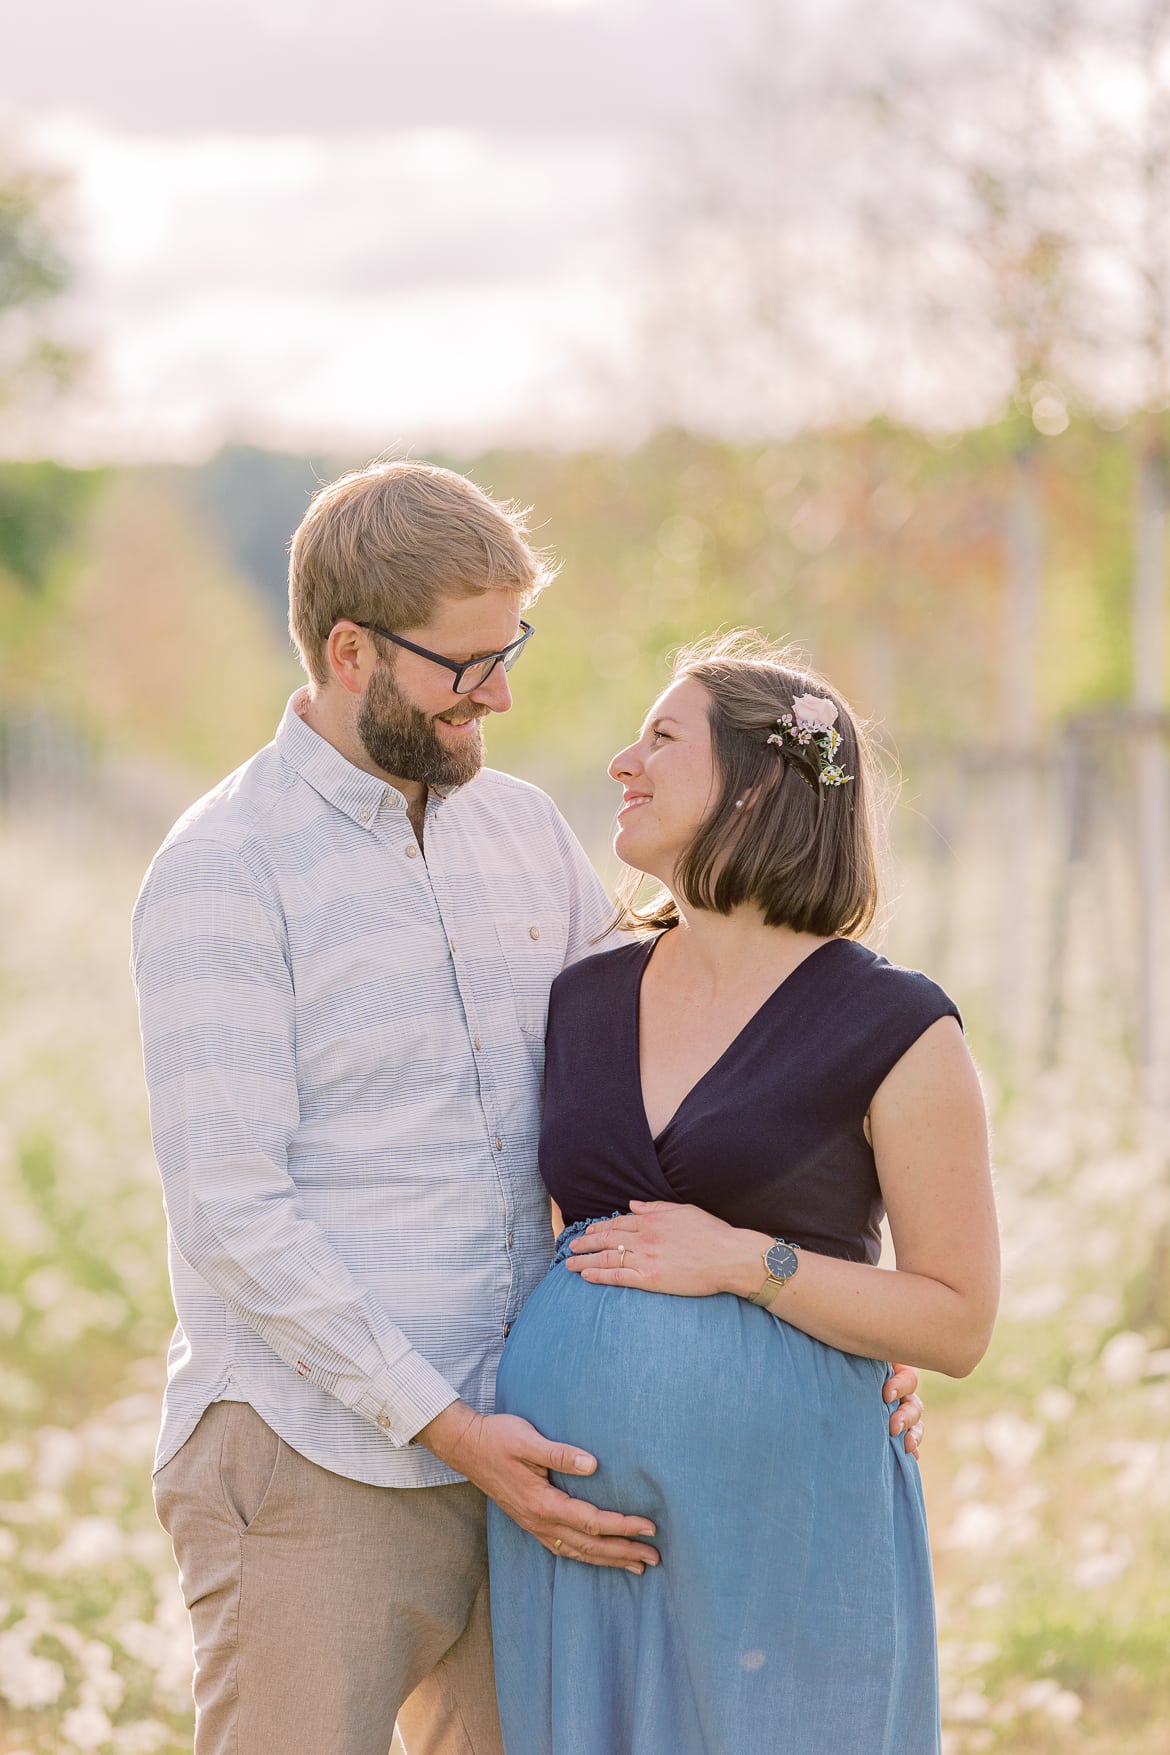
left=539, top=934, right=959, bottom=1258
left=487, top=934, right=960, bottom=1755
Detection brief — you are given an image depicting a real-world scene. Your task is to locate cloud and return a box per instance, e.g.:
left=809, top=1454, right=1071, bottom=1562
left=0, top=0, right=709, bottom=139
left=12, top=117, right=641, bottom=459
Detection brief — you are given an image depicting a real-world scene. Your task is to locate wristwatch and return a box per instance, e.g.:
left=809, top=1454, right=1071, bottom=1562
left=748, top=1238, right=800, bottom=1308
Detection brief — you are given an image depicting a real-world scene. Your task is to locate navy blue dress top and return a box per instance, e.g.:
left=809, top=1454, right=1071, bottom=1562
left=539, top=933, right=961, bottom=1263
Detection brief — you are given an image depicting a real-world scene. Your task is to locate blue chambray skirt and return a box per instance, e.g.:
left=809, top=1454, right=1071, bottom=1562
left=487, top=1221, right=941, bottom=1755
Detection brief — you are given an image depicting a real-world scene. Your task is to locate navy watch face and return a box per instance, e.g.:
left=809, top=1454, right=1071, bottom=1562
left=765, top=1241, right=799, bottom=1283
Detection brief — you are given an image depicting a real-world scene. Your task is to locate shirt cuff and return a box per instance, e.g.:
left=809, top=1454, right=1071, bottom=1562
left=349, top=1347, right=460, bottom=1447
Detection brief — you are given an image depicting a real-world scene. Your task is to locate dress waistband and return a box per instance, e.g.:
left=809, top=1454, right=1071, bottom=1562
left=551, top=1212, right=624, bottom=1266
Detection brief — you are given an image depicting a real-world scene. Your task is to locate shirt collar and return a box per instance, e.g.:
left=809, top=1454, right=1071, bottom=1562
left=275, top=690, right=461, bottom=827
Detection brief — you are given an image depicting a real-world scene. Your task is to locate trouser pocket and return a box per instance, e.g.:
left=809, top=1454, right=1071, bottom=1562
left=216, top=1401, right=283, bottom=1533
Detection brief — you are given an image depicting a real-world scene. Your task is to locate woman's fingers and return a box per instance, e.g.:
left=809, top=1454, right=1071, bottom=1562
left=573, top=1217, right=640, bottom=1251
left=566, top=1252, right=641, bottom=1283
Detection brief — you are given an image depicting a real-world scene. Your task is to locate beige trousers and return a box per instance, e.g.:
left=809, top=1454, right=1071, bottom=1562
left=153, top=1401, right=505, bottom=1755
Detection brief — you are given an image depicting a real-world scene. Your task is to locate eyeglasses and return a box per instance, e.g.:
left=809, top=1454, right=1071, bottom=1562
left=352, top=619, right=535, bottom=695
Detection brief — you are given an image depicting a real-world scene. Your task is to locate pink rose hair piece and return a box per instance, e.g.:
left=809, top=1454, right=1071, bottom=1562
left=766, top=695, right=854, bottom=788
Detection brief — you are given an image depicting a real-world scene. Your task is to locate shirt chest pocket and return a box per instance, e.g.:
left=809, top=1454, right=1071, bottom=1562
left=495, top=918, right=569, bottom=1036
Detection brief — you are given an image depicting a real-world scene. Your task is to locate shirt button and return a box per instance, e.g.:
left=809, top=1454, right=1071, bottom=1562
left=494, top=1136, right=504, bottom=1151
left=449, top=939, right=456, bottom=954
left=358, top=807, right=371, bottom=823
left=506, top=1233, right=513, bottom=1248
left=376, top=1415, right=391, bottom=1430
left=405, top=845, right=418, bottom=859
left=503, top=1322, right=512, bottom=1338
left=473, top=1037, right=481, bottom=1051
left=529, top=925, right=541, bottom=940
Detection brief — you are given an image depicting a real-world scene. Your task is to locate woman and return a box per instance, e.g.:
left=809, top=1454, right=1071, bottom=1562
left=486, top=633, right=999, bottom=1755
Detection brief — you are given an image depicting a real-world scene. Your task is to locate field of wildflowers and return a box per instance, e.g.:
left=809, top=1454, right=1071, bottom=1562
left=1, top=810, right=1167, bottom=1754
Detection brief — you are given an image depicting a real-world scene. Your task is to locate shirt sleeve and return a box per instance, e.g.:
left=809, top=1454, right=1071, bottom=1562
left=130, top=837, right=458, bottom=1446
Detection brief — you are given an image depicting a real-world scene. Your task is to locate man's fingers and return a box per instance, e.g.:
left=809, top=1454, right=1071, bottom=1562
left=544, top=1484, right=657, bottom=1546
left=885, top=1363, right=919, bottom=1400
left=889, top=1392, right=924, bottom=1435
left=545, top=1533, right=659, bottom=1570
left=539, top=1439, right=598, bottom=1476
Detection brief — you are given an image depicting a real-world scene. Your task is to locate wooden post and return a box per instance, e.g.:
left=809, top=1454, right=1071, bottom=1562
left=998, top=444, right=1044, bottom=1058
left=1133, top=433, right=1170, bottom=1111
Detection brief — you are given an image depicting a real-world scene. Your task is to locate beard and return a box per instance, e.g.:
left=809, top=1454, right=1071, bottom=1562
left=356, top=659, right=488, bottom=790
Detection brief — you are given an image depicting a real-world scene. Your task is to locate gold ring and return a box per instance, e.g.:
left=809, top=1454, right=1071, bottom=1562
left=553, top=1538, right=563, bottom=1553
left=617, top=1245, right=626, bottom=1267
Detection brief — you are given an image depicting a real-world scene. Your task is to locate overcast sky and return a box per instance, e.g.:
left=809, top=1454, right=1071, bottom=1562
left=3, top=0, right=1112, bottom=462
left=1, top=0, right=731, bottom=461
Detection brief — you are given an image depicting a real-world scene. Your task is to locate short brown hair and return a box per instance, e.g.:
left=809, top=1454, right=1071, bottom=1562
left=616, top=631, right=883, bottom=938
left=288, top=459, right=556, bottom=685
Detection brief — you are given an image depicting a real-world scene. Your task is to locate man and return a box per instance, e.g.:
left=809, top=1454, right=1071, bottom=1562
left=132, top=460, right=923, bottom=1755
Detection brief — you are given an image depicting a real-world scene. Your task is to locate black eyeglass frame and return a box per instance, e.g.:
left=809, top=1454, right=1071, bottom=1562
left=351, top=618, right=535, bottom=695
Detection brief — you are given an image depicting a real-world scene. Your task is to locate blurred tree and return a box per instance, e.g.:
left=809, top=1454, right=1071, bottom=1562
left=0, top=155, right=88, bottom=599
left=186, top=446, right=339, bottom=623
left=0, top=156, right=76, bottom=417
left=1121, top=0, right=1170, bottom=1109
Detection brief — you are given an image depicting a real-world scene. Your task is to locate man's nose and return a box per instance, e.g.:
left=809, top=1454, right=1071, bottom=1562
left=468, top=662, right=513, bottom=714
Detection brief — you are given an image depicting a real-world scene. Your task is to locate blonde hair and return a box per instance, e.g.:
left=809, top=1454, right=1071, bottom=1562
left=615, top=631, right=884, bottom=938
left=288, top=460, right=556, bottom=685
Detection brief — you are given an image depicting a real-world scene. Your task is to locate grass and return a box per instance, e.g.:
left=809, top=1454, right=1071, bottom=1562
left=0, top=812, right=1167, bottom=1753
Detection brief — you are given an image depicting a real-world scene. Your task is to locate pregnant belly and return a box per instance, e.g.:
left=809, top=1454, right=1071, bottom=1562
left=496, top=1251, right=892, bottom=1531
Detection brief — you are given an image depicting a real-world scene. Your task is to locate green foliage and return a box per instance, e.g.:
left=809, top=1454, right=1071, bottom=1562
left=0, top=409, right=1161, bottom=817
left=425, top=418, right=1156, bottom=786
left=0, top=462, right=104, bottom=592
left=0, top=158, right=79, bottom=412
left=0, top=168, right=67, bottom=315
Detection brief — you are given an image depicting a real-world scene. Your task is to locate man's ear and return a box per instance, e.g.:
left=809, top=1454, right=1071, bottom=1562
left=326, top=622, right=376, bottom=697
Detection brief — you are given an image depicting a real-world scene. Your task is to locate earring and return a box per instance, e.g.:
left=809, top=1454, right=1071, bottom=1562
left=734, top=799, right=745, bottom=809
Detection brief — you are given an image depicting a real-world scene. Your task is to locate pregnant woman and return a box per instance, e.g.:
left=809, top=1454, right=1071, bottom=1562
left=487, top=633, right=999, bottom=1755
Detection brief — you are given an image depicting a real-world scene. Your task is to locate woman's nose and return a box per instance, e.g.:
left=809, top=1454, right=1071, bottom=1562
left=609, top=743, right=641, bottom=783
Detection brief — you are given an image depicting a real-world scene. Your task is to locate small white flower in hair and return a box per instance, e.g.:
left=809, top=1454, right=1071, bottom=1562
left=791, top=694, right=839, bottom=731
left=767, top=698, right=853, bottom=788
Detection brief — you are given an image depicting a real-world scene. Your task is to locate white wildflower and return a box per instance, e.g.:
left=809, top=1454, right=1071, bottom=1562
left=1100, top=1330, right=1148, bottom=1383
left=44, top=1516, right=126, bottom=1574
left=0, top=1629, right=66, bottom=1709
left=61, top=1703, right=114, bottom=1750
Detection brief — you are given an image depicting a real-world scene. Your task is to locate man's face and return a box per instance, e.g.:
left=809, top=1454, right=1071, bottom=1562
left=356, top=590, right=523, bottom=790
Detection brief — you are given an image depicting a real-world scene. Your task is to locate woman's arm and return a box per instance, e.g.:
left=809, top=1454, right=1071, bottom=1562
left=567, top=1016, right=1000, bottom=1379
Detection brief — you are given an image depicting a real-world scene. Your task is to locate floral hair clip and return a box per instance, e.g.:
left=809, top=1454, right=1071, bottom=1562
left=766, top=694, right=853, bottom=788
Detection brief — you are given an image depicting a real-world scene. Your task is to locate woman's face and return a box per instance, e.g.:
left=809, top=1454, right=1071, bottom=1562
left=609, top=676, right=720, bottom=881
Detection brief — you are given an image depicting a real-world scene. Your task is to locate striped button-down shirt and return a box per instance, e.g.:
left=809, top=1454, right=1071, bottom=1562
left=131, top=692, right=612, bottom=1488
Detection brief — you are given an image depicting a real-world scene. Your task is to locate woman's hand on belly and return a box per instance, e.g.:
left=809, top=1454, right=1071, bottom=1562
left=567, top=1203, right=929, bottom=1452
left=566, top=1199, right=769, bottom=1299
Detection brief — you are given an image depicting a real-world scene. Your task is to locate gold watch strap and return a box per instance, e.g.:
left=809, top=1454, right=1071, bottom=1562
left=748, top=1238, right=799, bottom=1307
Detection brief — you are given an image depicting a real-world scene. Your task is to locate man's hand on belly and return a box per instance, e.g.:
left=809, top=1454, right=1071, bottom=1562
left=416, top=1402, right=660, bottom=1573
